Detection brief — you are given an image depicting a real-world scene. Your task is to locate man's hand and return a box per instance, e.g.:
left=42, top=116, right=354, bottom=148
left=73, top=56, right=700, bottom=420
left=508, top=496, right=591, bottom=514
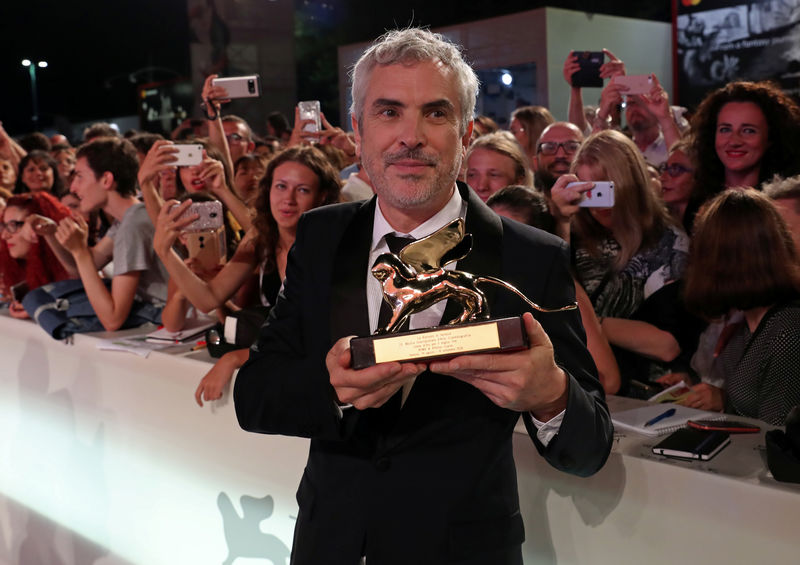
left=201, top=74, right=231, bottom=114
left=429, top=312, right=568, bottom=419
left=55, top=215, right=90, bottom=256
left=635, top=74, right=671, bottom=122
left=327, top=336, right=427, bottom=410
left=599, top=49, right=626, bottom=79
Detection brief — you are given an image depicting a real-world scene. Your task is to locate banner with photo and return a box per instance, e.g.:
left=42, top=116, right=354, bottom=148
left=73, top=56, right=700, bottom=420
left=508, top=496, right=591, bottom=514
left=676, top=0, right=800, bottom=107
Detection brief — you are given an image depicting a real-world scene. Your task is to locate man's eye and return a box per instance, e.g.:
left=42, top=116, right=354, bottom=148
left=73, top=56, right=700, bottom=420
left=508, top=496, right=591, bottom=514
left=380, top=108, right=398, bottom=118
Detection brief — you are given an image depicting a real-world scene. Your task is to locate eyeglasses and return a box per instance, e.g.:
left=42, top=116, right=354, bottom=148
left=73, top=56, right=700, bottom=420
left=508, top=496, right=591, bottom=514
left=0, top=220, right=26, bottom=234
left=226, top=133, right=244, bottom=143
left=658, top=163, right=694, bottom=177
left=537, top=141, right=581, bottom=156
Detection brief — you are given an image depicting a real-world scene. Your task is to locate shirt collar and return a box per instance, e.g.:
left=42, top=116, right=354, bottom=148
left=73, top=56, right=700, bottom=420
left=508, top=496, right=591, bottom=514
left=371, top=185, right=466, bottom=252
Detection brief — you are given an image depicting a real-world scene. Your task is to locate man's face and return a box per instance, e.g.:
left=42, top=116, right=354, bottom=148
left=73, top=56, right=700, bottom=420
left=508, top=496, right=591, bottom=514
left=353, top=60, right=471, bottom=221
left=222, top=121, right=253, bottom=162
left=70, top=157, right=108, bottom=213
left=625, top=98, right=657, bottom=133
left=534, top=124, right=583, bottom=183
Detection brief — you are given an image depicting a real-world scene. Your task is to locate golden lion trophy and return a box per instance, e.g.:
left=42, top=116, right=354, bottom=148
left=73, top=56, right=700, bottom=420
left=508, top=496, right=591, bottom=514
left=350, top=218, right=577, bottom=369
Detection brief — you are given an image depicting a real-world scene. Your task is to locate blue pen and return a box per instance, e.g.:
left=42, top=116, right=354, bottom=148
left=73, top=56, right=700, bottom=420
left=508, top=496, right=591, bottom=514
left=644, top=407, right=676, bottom=427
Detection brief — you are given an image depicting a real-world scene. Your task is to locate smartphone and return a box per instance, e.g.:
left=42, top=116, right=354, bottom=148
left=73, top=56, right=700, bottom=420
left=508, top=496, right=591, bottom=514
left=10, top=281, right=29, bottom=302
left=688, top=420, right=761, bottom=434
left=613, top=74, right=653, bottom=95
left=571, top=51, right=604, bottom=88
left=567, top=181, right=615, bottom=208
left=171, top=200, right=224, bottom=232
left=183, top=227, right=227, bottom=272
left=297, top=100, right=321, bottom=136
left=211, top=75, right=262, bottom=99
left=173, top=144, right=204, bottom=167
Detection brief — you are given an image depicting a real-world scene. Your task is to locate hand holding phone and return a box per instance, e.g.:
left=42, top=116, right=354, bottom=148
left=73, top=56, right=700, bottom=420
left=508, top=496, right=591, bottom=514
left=210, top=75, right=262, bottom=99
left=183, top=228, right=227, bottom=273
left=170, top=200, right=224, bottom=232
left=172, top=144, right=204, bottom=167
left=612, top=74, right=653, bottom=95
left=297, top=100, right=321, bottom=137
left=567, top=181, right=615, bottom=208
left=570, top=51, right=604, bottom=88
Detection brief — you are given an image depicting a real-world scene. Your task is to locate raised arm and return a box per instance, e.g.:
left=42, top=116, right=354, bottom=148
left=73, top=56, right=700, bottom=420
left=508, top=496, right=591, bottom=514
left=153, top=199, right=257, bottom=313
left=201, top=74, right=236, bottom=176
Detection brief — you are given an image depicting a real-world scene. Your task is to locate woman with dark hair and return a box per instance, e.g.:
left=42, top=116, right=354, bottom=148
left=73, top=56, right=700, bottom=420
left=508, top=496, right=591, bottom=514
left=14, top=150, right=65, bottom=196
left=152, top=146, right=341, bottom=405
left=686, top=80, right=800, bottom=225
left=551, top=130, right=700, bottom=396
left=0, top=192, right=73, bottom=317
left=681, top=189, right=800, bottom=425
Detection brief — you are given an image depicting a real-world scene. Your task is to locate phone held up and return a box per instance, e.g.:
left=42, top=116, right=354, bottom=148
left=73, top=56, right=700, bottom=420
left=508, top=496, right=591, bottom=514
left=210, top=75, right=262, bottom=99
left=297, top=100, right=321, bottom=138
left=170, top=200, right=224, bottom=232
left=567, top=181, right=615, bottom=208
left=613, top=74, right=654, bottom=96
left=571, top=50, right=604, bottom=88
left=172, top=144, right=204, bottom=167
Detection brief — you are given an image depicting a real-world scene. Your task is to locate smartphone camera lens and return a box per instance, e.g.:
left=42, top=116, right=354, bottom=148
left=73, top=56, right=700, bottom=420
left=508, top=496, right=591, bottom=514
left=248, top=79, right=255, bottom=93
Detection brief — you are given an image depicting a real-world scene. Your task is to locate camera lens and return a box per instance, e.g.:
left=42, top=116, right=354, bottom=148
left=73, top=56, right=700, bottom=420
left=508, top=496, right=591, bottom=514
left=248, top=79, right=255, bottom=93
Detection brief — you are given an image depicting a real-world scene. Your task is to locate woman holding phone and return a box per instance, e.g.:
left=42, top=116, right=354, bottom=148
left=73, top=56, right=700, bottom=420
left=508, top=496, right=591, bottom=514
left=151, top=146, right=340, bottom=406
left=550, top=130, right=700, bottom=396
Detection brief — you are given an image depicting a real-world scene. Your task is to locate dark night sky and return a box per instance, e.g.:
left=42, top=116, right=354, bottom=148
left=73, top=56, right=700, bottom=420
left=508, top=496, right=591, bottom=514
left=1, top=1, right=669, bottom=137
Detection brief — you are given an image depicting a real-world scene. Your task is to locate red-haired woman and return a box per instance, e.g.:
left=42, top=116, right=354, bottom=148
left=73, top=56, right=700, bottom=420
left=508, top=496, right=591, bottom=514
left=0, top=192, right=73, bottom=317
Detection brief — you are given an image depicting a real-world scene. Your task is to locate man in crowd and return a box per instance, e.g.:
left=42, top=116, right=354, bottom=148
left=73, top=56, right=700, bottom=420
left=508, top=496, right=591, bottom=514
left=221, top=115, right=256, bottom=162
left=533, top=121, right=584, bottom=195
left=55, top=137, right=167, bottom=330
left=234, top=28, right=612, bottom=564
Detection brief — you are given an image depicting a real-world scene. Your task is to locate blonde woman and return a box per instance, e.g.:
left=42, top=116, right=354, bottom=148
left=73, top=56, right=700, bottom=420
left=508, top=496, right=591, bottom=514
left=550, top=129, right=699, bottom=395
left=465, top=131, right=532, bottom=202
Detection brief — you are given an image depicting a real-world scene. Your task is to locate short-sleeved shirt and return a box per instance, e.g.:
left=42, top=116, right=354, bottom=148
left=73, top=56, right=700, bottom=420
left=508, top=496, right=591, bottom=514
left=105, top=202, right=168, bottom=305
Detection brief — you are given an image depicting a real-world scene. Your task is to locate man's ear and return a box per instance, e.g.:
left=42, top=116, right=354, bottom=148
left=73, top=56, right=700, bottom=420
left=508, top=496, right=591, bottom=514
left=461, top=120, right=474, bottom=150
left=100, top=171, right=115, bottom=191
left=532, top=155, right=540, bottom=171
left=351, top=114, right=361, bottom=158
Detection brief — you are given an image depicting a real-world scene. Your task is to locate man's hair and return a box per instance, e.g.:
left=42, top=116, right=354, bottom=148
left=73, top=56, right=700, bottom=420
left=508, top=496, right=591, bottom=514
left=467, top=131, right=533, bottom=187
left=76, top=137, right=139, bottom=196
left=684, top=189, right=800, bottom=319
left=350, top=28, right=479, bottom=136
left=221, top=115, right=253, bottom=141
left=19, top=132, right=52, bottom=153
left=763, top=174, right=800, bottom=213
left=128, top=132, right=165, bottom=156
left=486, top=185, right=555, bottom=234
left=266, top=112, right=290, bottom=136
left=83, top=122, right=121, bottom=143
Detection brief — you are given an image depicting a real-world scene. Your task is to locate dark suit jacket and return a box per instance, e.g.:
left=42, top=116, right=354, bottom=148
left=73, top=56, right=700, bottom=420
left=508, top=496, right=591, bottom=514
left=234, top=183, right=613, bottom=565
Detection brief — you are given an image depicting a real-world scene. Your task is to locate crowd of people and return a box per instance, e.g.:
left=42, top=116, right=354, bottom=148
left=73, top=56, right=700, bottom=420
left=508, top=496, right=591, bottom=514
left=1, top=44, right=799, bottom=430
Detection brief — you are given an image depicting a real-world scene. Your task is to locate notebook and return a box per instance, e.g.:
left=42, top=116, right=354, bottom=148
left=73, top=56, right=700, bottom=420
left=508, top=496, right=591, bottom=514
left=612, top=404, right=725, bottom=437
left=652, top=428, right=731, bottom=461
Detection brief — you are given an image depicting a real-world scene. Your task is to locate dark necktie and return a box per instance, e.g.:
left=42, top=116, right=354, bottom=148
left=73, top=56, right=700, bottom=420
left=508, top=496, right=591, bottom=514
left=376, top=234, right=415, bottom=333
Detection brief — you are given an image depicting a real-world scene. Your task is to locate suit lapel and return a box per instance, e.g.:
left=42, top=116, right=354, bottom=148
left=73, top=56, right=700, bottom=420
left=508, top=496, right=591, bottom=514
left=329, top=198, right=375, bottom=341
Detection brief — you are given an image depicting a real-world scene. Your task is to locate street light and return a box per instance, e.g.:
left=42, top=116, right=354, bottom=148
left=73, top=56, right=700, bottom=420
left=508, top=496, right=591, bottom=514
left=21, top=58, right=47, bottom=128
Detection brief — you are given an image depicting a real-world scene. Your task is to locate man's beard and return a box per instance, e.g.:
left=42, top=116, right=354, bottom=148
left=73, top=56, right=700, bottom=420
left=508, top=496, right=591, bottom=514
left=367, top=146, right=460, bottom=209
left=534, top=168, right=559, bottom=197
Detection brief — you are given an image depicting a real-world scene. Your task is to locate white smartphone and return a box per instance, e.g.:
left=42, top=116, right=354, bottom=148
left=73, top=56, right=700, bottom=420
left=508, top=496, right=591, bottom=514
left=211, top=75, right=262, bottom=99
left=172, top=144, right=203, bottom=167
left=297, top=100, right=321, bottom=135
left=568, top=181, right=615, bottom=208
left=613, top=74, right=653, bottom=95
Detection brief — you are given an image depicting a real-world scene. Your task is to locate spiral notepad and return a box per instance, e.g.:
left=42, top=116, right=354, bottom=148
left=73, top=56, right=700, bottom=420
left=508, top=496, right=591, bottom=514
left=612, top=404, right=726, bottom=437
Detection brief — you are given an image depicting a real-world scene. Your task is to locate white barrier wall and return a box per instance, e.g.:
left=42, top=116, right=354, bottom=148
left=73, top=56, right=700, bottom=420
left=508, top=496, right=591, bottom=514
left=2, top=313, right=799, bottom=565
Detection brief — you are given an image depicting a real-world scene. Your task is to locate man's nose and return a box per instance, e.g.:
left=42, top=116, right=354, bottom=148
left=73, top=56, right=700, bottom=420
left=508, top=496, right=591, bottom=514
left=398, top=114, right=425, bottom=149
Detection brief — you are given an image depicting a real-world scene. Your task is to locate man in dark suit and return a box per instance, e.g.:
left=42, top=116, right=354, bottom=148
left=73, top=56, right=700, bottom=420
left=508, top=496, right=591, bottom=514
left=234, top=28, right=613, bottom=564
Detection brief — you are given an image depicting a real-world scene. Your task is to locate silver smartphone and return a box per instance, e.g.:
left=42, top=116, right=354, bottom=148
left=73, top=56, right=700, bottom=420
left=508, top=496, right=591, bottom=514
left=173, top=144, right=204, bottom=167
left=171, top=200, right=224, bottom=232
left=297, top=100, right=321, bottom=135
left=568, top=181, right=615, bottom=208
left=613, top=74, right=653, bottom=95
left=211, top=75, right=262, bottom=99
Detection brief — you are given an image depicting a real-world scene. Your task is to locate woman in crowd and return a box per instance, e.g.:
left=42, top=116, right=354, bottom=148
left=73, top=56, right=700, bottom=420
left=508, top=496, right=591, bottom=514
left=0, top=192, right=73, bottom=317
left=686, top=80, right=800, bottom=225
left=487, top=185, right=621, bottom=394
left=51, top=144, right=76, bottom=188
left=509, top=105, right=555, bottom=164
left=14, top=150, right=65, bottom=196
left=659, top=139, right=696, bottom=227
left=1, top=157, right=17, bottom=196
left=233, top=154, right=268, bottom=206
left=682, top=189, right=800, bottom=425
left=465, top=132, right=532, bottom=202
left=151, top=146, right=340, bottom=406
left=551, top=130, right=698, bottom=395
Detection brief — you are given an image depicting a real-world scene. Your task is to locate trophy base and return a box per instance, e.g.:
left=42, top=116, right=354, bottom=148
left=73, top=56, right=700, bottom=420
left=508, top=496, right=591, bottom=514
left=350, top=316, right=528, bottom=370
